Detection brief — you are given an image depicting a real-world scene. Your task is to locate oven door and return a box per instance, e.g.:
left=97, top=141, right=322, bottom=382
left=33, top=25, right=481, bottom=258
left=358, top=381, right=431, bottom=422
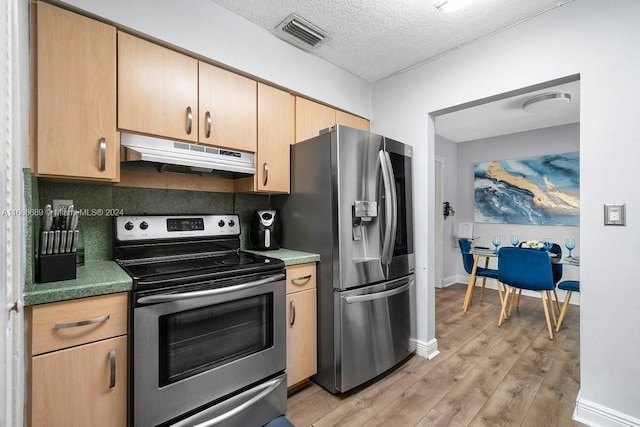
left=133, top=272, right=286, bottom=427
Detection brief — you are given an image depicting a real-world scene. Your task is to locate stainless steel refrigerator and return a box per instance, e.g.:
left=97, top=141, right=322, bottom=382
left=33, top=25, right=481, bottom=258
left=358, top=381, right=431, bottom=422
left=276, top=125, right=416, bottom=394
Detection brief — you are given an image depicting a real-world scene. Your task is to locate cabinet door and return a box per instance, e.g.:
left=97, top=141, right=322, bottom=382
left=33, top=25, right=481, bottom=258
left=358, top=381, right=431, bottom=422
left=36, top=3, right=117, bottom=180
left=255, top=83, right=294, bottom=193
left=295, top=97, right=336, bottom=143
left=198, top=62, right=257, bottom=152
left=118, top=32, right=198, bottom=142
left=31, top=336, right=127, bottom=427
left=286, top=289, right=317, bottom=387
left=336, top=110, right=370, bottom=132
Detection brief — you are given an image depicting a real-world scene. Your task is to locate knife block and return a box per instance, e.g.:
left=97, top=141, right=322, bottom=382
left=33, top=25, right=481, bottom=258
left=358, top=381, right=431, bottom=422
left=37, top=253, right=77, bottom=283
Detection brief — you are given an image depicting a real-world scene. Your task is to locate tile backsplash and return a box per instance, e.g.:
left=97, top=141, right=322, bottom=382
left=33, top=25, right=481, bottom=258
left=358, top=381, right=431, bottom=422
left=37, top=180, right=271, bottom=261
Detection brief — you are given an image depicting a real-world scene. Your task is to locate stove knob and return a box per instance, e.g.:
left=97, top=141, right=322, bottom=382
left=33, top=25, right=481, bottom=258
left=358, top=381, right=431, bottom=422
left=124, top=221, right=134, bottom=231
left=218, top=220, right=225, bottom=227
left=228, top=219, right=235, bottom=227
left=140, top=221, right=148, bottom=230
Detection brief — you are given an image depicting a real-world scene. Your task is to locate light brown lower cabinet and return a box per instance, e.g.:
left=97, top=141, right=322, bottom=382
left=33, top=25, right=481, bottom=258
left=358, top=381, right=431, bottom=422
left=31, top=336, right=127, bottom=427
left=285, top=263, right=317, bottom=388
left=27, top=292, right=128, bottom=427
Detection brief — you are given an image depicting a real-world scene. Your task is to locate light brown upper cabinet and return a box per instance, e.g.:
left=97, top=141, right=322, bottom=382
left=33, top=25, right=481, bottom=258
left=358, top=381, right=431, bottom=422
left=198, top=62, right=257, bottom=152
left=118, top=32, right=199, bottom=143
left=35, top=3, right=118, bottom=181
left=295, top=97, right=336, bottom=143
left=336, top=110, right=371, bottom=133
left=295, top=97, right=370, bottom=143
left=236, top=84, right=294, bottom=194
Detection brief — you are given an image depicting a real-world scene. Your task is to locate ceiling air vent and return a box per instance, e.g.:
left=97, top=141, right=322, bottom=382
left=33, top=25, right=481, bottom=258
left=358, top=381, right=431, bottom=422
left=276, top=14, right=329, bottom=50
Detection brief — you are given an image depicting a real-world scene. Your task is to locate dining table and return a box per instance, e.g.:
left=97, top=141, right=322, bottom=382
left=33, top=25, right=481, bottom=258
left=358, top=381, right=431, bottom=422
left=462, top=247, right=499, bottom=313
left=462, top=246, right=578, bottom=313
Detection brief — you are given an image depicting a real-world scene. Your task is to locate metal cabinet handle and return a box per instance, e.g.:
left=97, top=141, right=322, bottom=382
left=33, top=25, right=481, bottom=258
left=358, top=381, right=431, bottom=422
left=290, top=300, right=296, bottom=326
left=291, top=274, right=312, bottom=284
left=205, top=111, right=212, bottom=138
left=137, top=273, right=285, bottom=304
left=54, top=314, right=110, bottom=330
left=99, top=138, right=106, bottom=171
left=109, top=349, right=116, bottom=388
left=263, top=163, right=269, bottom=187
left=186, top=106, right=193, bottom=135
left=173, top=375, right=285, bottom=427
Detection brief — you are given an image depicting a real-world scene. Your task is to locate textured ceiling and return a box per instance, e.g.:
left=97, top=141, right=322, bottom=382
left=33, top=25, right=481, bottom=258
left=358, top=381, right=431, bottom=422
left=210, top=0, right=576, bottom=83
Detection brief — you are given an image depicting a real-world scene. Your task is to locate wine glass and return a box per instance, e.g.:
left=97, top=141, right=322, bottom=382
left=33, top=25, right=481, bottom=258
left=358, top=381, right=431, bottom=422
left=565, top=238, right=576, bottom=258
left=542, top=237, right=552, bottom=252
left=510, top=235, right=519, bottom=247
left=492, top=235, right=501, bottom=253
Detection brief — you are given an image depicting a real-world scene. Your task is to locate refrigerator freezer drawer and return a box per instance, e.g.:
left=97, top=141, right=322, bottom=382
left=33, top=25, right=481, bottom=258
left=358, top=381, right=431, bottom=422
left=336, top=275, right=416, bottom=392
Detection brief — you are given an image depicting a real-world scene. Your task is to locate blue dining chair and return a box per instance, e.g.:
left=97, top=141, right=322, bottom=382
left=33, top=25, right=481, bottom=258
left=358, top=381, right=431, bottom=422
left=556, top=280, right=579, bottom=332
left=497, top=247, right=557, bottom=339
left=458, top=239, right=499, bottom=304
left=515, top=242, right=562, bottom=313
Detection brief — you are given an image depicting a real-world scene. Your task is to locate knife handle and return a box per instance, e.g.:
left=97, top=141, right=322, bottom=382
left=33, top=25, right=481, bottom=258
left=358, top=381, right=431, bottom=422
left=65, top=230, right=74, bottom=253
left=40, top=231, right=48, bottom=255
left=53, top=230, right=60, bottom=254
left=60, top=231, right=67, bottom=254
left=71, top=230, right=79, bottom=252
left=46, top=231, right=54, bottom=254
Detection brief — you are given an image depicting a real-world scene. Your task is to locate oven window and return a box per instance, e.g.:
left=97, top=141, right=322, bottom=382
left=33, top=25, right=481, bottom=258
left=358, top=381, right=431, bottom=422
left=158, top=294, right=273, bottom=386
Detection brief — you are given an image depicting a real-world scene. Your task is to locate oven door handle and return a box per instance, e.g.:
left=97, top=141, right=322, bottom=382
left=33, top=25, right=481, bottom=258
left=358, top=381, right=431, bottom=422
left=171, top=375, right=286, bottom=427
left=136, top=273, right=285, bottom=305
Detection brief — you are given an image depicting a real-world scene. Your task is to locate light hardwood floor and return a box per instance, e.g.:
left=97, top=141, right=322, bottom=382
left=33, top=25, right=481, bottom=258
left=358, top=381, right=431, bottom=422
left=286, top=283, right=584, bottom=427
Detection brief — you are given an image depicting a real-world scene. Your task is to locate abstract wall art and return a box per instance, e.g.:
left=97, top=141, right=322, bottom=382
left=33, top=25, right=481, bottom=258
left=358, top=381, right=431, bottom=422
left=474, top=152, right=580, bottom=226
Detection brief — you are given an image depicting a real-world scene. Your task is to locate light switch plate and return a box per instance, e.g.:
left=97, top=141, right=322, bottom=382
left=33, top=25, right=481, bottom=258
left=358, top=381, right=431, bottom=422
left=604, top=203, right=626, bottom=225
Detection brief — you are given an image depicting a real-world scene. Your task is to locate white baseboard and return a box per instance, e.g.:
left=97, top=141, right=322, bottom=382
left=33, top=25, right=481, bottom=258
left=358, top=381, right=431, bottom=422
left=413, top=338, right=439, bottom=360
left=441, top=275, right=466, bottom=288
left=574, top=390, right=640, bottom=426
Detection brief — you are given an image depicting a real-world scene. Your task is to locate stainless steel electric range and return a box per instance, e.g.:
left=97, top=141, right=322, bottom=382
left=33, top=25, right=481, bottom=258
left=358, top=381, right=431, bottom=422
left=114, top=214, right=287, bottom=427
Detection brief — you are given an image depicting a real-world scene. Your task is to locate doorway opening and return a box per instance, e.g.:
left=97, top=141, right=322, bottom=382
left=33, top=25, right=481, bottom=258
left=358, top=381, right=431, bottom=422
left=431, top=73, right=581, bottom=327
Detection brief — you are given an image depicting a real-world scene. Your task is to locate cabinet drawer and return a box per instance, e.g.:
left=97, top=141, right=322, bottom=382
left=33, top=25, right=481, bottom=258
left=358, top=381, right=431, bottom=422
left=30, top=292, right=128, bottom=356
left=285, top=263, right=316, bottom=294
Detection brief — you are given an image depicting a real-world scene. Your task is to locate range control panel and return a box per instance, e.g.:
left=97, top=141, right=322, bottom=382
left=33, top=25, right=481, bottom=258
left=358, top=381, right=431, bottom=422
left=115, top=215, right=240, bottom=241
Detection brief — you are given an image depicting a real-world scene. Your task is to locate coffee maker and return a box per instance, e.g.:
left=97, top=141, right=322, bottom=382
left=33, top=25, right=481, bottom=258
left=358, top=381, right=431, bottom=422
left=249, top=210, right=282, bottom=250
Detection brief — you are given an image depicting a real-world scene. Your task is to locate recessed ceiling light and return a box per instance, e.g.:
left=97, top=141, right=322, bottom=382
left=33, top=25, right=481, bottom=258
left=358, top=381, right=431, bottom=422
left=434, top=0, right=479, bottom=12
left=522, top=92, right=572, bottom=113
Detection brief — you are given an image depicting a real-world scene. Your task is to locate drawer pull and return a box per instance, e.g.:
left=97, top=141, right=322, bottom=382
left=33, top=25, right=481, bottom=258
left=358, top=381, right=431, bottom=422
left=109, top=349, right=116, bottom=388
left=291, top=274, right=312, bottom=284
left=290, top=300, right=296, bottom=326
left=54, top=314, right=110, bottom=330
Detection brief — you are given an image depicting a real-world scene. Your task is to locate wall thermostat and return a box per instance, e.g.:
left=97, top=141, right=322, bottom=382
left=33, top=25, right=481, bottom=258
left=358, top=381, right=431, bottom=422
left=604, top=204, right=626, bottom=226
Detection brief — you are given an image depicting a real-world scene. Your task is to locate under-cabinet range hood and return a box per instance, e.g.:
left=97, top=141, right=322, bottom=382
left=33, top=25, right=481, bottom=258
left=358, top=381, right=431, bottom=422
left=120, top=133, right=255, bottom=178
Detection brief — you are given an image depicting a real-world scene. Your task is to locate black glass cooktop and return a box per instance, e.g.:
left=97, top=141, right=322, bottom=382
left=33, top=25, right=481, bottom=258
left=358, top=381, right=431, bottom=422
left=115, top=240, right=284, bottom=291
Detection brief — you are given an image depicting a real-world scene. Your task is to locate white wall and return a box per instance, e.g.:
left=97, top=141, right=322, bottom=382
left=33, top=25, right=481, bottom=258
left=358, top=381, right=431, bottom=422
left=372, top=0, right=640, bottom=425
left=55, top=0, right=371, bottom=119
left=434, top=134, right=459, bottom=285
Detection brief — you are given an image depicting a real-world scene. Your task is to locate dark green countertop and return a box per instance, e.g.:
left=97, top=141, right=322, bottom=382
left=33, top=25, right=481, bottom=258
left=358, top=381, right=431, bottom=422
left=24, top=261, right=132, bottom=306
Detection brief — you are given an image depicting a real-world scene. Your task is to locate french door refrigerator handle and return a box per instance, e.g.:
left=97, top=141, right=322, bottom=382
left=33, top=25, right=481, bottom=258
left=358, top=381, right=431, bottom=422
left=384, top=150, right=398, bottom=261
left=379, top=150, right=394, bottom=265
left=136, top=273, right=285, bottom=305
left=345, top=279, right=415, bottom=304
